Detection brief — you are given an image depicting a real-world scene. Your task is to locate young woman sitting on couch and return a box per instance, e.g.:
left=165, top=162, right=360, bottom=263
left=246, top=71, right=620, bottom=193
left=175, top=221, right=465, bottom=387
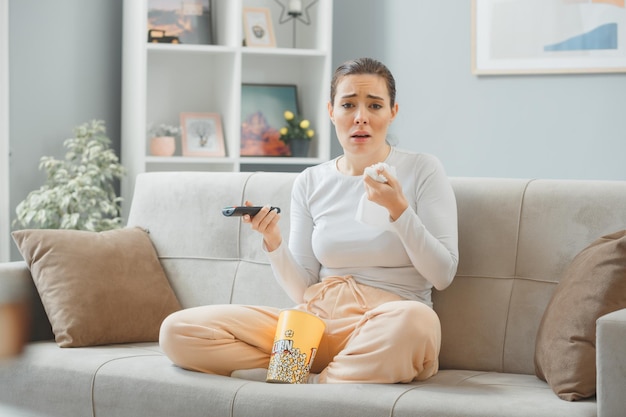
left=159, top=57, right=459, bottom=384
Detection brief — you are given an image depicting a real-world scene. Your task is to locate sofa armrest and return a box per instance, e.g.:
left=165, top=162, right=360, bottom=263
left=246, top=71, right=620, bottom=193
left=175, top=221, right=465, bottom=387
left=597, top=308, right=626, bottom=417
left=0, top=261, right=53, bottom=342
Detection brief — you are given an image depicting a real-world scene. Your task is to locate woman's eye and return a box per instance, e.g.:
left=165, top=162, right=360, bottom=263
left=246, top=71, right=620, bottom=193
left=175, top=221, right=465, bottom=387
left=341, top=103, right=354, bottom=109
left=371, top=103, right=383, bottom=110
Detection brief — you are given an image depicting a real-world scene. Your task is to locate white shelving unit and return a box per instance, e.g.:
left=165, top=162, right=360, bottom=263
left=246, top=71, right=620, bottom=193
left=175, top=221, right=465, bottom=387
left=121, top=0, right=333, bottom=217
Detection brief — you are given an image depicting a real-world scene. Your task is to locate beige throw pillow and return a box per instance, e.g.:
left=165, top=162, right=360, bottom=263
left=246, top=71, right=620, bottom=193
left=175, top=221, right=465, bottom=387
left=534, top=230, right=626, bottom=401
left=12, top=227, right=181, bottom=347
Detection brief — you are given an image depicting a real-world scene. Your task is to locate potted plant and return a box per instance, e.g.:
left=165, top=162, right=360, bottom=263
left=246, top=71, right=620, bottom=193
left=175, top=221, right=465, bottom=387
left=279, top=110, right=314, bottom=157
left=13, top=120, right=126, bottom=231
left=148, top=123, right=180, bottom=156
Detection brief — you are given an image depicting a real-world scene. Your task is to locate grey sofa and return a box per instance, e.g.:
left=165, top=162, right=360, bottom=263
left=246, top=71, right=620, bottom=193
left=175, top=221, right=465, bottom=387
left=1, top=171, right=626, bottom=417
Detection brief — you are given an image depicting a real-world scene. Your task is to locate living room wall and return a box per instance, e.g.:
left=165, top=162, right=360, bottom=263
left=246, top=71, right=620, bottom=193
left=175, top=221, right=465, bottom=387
left=1, top=0, right=8, bottom=261
left=332, top=0, right=626, bottom=181
left=6, top=0, right=626, bottom=260
left=7, top=0, right=123, bottom=261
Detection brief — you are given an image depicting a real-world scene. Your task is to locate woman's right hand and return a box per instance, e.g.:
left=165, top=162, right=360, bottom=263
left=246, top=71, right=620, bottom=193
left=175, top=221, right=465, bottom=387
left=363, top=167, right=409, bottom=221
left=241, top=201, right=283, bottom=252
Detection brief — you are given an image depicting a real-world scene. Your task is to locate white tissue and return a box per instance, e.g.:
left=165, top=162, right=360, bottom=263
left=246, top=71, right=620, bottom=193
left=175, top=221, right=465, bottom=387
left=364, top=162, right=392, bottom=183
left=356, top=163, right=396, bottom=230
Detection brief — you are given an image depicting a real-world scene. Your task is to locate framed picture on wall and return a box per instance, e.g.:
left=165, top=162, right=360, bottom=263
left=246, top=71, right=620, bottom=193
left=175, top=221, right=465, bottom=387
left=242, top=7, right=276, bottom=47
left=472, top=0, right=626, bottom=75
left=147, top=0, right=213, bottom=45
left=240, top=84, right=298, bottom=156
left=180, top=113, right=225, bottom=157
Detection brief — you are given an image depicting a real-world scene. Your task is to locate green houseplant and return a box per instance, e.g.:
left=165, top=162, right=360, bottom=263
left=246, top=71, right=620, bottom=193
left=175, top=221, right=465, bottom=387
left=13, top=120, right=126, bottom=231
left=148, top=123, right=180, bottom=138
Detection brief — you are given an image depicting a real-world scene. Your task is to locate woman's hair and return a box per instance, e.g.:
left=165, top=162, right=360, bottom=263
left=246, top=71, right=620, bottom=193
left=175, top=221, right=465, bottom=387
left=330, top=57, right=396, bottom=108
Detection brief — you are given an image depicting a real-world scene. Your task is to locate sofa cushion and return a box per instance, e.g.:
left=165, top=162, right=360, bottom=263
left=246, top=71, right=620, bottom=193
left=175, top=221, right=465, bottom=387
left=11, top=227, right=181, bottom=347
left=534, top=229, right=626, bottom=401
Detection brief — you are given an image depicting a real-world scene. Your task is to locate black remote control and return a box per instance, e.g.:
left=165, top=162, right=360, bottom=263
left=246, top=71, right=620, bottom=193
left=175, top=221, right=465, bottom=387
left=222, top=206, right=281, bottom=217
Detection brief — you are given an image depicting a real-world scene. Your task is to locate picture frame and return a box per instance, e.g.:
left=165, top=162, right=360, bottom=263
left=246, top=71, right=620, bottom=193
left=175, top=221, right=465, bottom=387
left=240, top=84, right=298, bottom=156
left=180, top=112, right=225, bottom=157
left=472, top=0, right=626, bottom=75
left=147, top=0, right=213, bottom=45
left=242, top=7, right=276, bottom=47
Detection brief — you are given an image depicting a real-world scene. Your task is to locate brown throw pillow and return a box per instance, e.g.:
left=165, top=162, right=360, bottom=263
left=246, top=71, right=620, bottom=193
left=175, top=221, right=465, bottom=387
left=534, top=229, right=626, bottom=401
left=11, top=227, right=181, bottom=347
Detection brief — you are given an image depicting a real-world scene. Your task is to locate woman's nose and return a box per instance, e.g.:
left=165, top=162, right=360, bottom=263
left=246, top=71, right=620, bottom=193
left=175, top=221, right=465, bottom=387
left=354, top=108, right=368, bottom=125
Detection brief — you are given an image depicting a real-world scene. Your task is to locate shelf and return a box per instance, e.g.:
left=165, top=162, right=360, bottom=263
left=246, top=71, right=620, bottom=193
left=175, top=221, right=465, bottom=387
left=147, top=44, right=327, bottom=57
left=146, top=156, right=237, bottom=164
left=241, top=47, right=327, bottom=57
left=238, top=157, right=325, bottom=165
left=145, top=156, right=324, bottom=165
left=147, top=43, right=237, bottom=55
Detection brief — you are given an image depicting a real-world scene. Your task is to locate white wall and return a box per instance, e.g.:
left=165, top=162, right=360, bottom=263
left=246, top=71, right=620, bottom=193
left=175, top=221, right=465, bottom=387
left=1, top=0, right=9, bottom=262
left=332, top=0, right=626, bottom=180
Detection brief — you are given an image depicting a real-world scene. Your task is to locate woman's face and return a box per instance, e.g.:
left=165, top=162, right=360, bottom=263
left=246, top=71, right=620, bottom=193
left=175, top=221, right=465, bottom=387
left=328, top=74, right=398, bottom=158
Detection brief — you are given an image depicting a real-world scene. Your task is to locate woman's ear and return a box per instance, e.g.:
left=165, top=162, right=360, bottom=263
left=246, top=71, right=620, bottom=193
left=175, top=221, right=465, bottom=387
left=327, top=101, right=335, bottom=124
left=389, top=103, right=399, bottom=124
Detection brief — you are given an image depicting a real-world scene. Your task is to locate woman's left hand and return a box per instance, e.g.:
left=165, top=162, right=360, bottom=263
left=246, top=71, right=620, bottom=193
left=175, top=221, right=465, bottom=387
left=363, top=167, right=409, bottom=221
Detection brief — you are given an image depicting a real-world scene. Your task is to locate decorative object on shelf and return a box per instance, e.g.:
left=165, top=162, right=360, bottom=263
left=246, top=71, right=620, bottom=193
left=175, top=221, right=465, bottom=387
left=148, top=123, right=179, bottom=156
left=13, top=120, right=126, bottom=231
left=150, top=136, right=176, bottom=157
left=180, top=112, right=225, bottom=157
left=241, top=84, right=299, bottom=156
left=147, top=0, right=213, bottom=45
left=242, top=7, right=276, bottom=47
left=148, top=29, right=180, bottom=44
left=279, top=110, right=314, bottom=157
left=274, top=0, right=319, bottom=48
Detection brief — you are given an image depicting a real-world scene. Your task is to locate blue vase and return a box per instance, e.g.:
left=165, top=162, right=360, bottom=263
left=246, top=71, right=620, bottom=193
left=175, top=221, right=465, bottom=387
left=290, top=138, right=310, bottom=157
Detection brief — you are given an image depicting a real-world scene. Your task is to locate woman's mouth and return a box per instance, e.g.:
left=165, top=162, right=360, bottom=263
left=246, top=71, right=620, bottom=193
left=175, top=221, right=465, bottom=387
left=351, top=131, right=371, bottom=141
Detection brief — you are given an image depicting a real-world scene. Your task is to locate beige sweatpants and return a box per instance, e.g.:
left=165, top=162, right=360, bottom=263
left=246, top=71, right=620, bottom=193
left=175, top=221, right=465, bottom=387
left=159, top=275, right=441, bottom=383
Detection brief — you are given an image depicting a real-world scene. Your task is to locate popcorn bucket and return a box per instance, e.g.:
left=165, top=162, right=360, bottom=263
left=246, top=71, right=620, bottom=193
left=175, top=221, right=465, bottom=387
left=266, top=309, right=326, bottom=384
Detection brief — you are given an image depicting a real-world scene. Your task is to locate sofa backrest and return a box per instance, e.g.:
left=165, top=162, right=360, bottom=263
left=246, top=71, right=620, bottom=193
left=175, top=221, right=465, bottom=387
left=127, top=172, right=626, bottom=375
left=127, top=172, right=297, bottom=310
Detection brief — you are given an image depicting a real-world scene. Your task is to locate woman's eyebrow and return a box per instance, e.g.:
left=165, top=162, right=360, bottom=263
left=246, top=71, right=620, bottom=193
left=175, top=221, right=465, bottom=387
left=339, top=93, right=385, bottom=101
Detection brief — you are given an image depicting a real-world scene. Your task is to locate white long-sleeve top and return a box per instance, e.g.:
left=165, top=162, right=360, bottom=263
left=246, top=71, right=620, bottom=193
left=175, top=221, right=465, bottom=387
left=266, top=147, right=459, bottom=307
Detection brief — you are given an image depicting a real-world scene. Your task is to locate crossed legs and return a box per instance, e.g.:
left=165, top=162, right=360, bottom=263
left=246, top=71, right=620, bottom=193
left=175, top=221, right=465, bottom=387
left=160, top=279, right=441, bottom=383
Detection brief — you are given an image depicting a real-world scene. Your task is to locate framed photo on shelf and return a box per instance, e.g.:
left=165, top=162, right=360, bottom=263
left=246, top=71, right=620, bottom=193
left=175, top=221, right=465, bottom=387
left=180, top=112, right=225, bottom=157
left=147, top=0, right=213, bottom=45
left=472, top=0, right=626, bottom=75
left=242, top=7, right=276, bottom=47
left=240, top=84, right=298, bottom=156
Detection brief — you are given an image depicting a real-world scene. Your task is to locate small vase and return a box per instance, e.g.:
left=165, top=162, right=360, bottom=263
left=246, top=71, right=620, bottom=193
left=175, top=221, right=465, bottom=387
left=290, top=138, right=310, bottom=157
left=150, top=136, right=176, bottom=156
